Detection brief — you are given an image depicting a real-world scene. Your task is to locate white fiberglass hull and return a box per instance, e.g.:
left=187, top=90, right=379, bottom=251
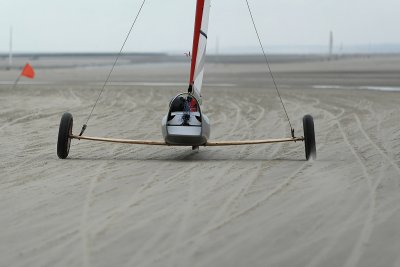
left=162, top=112, right=210, bottom=146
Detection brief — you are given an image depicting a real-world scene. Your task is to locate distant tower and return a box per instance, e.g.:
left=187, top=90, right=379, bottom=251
left=216, top=37, right=219, bottom=55
left=328, top=31, right=333, bottom=60
left=7, top=27, right=13, bottom=70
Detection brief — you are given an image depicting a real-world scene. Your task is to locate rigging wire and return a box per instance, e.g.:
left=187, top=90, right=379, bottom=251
left=244, top=0, right=295, bottom=137
left=79, top=0, right=147, bottom=136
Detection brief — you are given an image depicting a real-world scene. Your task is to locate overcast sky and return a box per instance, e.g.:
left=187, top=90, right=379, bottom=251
left=0, top=0, right=399, bottom=53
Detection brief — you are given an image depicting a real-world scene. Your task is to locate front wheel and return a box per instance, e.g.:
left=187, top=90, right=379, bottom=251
left=57, top=112, right=73, bottom=159
left=303, top=115, right=316, bottom=160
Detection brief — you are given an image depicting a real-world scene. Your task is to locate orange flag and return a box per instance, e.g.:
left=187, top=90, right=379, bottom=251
left=21, top=63, right=35, bottom=79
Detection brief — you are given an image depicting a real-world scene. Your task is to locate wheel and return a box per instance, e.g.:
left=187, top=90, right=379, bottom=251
left=303, top=114, right=316, bottom=160
left=57, top=112, right=73, bottom=159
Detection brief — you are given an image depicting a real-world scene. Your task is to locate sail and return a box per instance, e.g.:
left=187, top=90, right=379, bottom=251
left=189, top=0, right=211, bottom=102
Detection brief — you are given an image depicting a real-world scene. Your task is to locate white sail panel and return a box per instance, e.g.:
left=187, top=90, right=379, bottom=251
left=190, top=0, right=211, bottom=102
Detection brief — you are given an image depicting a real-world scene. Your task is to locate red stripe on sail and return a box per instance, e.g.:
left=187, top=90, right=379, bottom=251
left=189, top=0, right=205, bottom=85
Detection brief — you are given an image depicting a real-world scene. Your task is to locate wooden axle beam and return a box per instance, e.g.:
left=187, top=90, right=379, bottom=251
left=70, top=135, right=304, bottom=146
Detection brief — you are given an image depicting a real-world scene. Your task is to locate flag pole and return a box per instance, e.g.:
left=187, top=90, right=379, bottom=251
left=13, top=63, right=35, bottom=89
left=12, top=73, right=22, bottom=90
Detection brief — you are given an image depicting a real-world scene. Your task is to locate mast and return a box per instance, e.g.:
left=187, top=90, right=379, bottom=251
left=188, top=0, right=211, bottom=103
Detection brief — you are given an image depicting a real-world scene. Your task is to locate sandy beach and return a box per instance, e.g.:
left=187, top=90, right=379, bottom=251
left=1, top=54, right=400, bottom=267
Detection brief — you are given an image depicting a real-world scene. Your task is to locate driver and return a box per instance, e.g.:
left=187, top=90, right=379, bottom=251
left=187, top=96, right=198, bottom=112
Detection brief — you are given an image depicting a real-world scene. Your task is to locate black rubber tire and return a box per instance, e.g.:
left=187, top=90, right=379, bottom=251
left=57, top=112, right=73, bottom=159
left=303, top=114, right=316, bottom=160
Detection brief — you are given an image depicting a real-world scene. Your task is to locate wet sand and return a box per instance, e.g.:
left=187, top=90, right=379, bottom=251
left=1, top=55, right=400, bottom=267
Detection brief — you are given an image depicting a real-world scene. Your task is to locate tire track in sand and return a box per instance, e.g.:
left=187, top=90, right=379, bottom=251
left=80, top=164, right=105, bottom=267
left=353, top=113, right=400, bottom=176
left=217, top=94, right=323, bottom=237
left=193, top=98, right=283, bottom=235
left=91, top=161, right=198, bottom=247
left=335, top=119, right=381, bottom=267
left=302, top=102, right=379, bottom=267
left=305, top=121, right=383, bottom=267
left=141, top=160, right=313, bottom=267
left=78, top=92, right=146, bottom=267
